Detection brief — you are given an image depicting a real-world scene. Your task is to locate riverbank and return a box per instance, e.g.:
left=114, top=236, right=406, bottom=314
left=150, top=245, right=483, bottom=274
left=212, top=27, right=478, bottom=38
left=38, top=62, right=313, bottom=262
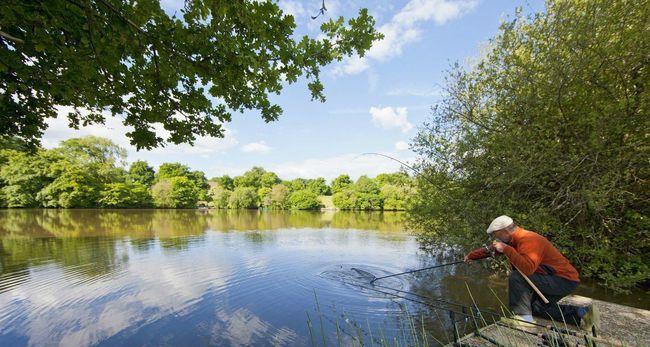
left=449, top=295, right=650, bottom=346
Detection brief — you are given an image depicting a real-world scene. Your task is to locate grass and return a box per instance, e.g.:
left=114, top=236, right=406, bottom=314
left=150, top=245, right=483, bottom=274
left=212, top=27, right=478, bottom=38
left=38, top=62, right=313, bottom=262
left=305, top=284, right=628, bottom=347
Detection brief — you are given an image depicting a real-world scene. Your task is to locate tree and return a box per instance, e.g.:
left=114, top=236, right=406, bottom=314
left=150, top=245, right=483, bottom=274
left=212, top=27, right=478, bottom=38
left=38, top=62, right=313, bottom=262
left=287, top=178, right=308, bottom=192
left=156, top=163, right=192, bottom=181
left=0, top=149, right=58, bottom=207
left=151, top=176, right=199, bottom=208
left=233, top=167, right=266, bottom=188
left=355, top=175, right=379, bottom=194
left=1, top=1, right=382, bottom=149
left=38, top=165, right=103, bottom=208
left=289, top=189, right=322, bottom=210
left=128, top=160, right=155, bottom=186
left=260, top=171, right=281, bottom=188
left=228, top=186, right=258, bottom=209
left=331, top=174, right=352, bottom=194
left=267, top=184, right=291, bottom=210
left=55, top=136, right=126, bottom=165
left=208, top=185, right=231, bottom=209
left=381, top=184, right=413, bottom=211
left=211, top=175, right=234, bottom=190
left=409, top=0, right=649, bottom=291
left=99, top=182, right=152, bottom=208
left=258, top=186, right=272, bottom=207
left=375, top=172, right=410, bottom=188
left=332, top=189, right=357, bottom=210
left=307, top=177, right=331, bottom=195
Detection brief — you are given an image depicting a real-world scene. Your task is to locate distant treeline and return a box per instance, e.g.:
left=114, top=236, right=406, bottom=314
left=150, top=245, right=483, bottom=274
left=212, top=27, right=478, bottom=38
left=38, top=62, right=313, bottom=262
left=0, top=136, right=414, bottom=210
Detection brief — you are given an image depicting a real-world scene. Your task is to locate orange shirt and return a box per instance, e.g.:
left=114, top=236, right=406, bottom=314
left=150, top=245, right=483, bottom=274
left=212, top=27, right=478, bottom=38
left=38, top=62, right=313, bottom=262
left=502, top=227, right=580, bottom=282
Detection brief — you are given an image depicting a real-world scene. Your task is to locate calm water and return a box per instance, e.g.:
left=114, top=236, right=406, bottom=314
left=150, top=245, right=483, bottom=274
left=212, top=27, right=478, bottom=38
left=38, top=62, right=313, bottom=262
left=0, top=210, right=646, bottom=347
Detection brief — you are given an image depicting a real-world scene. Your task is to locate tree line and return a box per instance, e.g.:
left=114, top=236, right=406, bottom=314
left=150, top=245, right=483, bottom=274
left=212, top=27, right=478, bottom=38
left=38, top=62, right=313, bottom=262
left=0, top=136, right=413, bottom=210
left=407, top=0, right=647, bottom=291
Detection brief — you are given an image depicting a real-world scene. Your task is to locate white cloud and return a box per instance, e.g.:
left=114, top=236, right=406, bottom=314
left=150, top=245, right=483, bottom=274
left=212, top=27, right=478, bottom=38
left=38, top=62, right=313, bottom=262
left=395, top=141, right=409, bottom=151
left=268, top=152, right=415, bottom=180
left=369, top=106, right=413, bottom=133
left=241, top=141, right=272, bottom=154
left=332, top=55, right=369, bottom=76
left=278, top=0, right=307, bottom=19
left=387, top=86, right=442, bottom=97
left=337, top=0, right=478, bottom=74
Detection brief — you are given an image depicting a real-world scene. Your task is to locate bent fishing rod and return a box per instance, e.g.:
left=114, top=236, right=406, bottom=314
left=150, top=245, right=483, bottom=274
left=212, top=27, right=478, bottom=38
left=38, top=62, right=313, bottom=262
left=354, top=260, right=466, bottom=285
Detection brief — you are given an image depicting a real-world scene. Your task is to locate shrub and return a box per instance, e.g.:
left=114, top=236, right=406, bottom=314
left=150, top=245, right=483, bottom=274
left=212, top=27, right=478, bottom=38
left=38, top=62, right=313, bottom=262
left=288, top=189, right=322, bottom=210
left=99, top=182, right=153, bottom=208
left=228, top=186, right=258, bottom=209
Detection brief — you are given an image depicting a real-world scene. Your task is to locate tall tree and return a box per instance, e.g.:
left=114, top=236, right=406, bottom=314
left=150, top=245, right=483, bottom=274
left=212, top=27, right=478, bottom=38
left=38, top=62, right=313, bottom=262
left=1, top=1, right=382, bottom=148
left=128, top=160, right=155, bottom=186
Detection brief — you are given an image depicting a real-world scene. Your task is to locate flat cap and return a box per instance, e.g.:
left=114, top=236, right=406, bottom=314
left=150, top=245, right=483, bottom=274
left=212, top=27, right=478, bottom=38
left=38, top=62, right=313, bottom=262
left=486, top=215, right=513, bottom=234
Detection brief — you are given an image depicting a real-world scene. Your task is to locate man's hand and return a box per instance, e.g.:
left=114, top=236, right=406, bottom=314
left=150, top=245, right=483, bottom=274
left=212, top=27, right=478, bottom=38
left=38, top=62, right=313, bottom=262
left=463, top=254, right=472, bottom=263
left=492, top=240, right=506, bottom=253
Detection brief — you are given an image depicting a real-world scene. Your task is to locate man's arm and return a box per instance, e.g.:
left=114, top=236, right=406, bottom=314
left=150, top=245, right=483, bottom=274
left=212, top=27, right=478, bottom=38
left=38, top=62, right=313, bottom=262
left=464, top=245, right=494, bottom=262
left=500, top=241, right=544, bottom=275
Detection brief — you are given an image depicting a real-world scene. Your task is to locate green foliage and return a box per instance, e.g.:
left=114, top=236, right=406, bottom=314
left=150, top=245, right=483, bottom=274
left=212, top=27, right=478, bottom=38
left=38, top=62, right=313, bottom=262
left=0, top=135, right=411, bottom=212
left=331, top=174, right=352, bottom=194
left=267, top=184, right=291, bottom=210
left=375, top=173, right=410, bottom=188
left=355, top=175, right=379, bottom=194
left=99, top=182, right=152, bottom=208
left=38, top=165, right=103, bottom=208
left=55, top=136, right=126, bottom=165
left=332, top=190, right=356, bottom=210
left=0, top=149, right=58, bottom=207
left=307, top=177, right=331, bottom=195
left=287, top=178, right=308, bottom=192
left=408, top=0, right=649, bottom=291
left=128, top=160, right=155, bottom=187
left=260, top=172, right=281, bottom=188
left=233, top=167, right=266, bottom=188
left=228, top=187, right=259, bottom=209
left=288, top=189, right=322, bottom=210
left=208, top=185, right=231, bottom=209
left=380, top=184, right=414, bottom=211
left=258, top=187, right=272, bottom=206
left=156, top=162, right=208, bottom=200
left=211, top=175, right=234, bottom=190
left=1, top=1, right=382, bottom=148
left=151, top=177, right=199, bottom=208
left=156, top=163, right=192, bottom=181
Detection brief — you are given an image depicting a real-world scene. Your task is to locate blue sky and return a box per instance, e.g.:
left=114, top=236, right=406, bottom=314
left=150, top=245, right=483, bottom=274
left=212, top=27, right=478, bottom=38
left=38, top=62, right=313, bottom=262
left=42, top=0, right=544, bottom=180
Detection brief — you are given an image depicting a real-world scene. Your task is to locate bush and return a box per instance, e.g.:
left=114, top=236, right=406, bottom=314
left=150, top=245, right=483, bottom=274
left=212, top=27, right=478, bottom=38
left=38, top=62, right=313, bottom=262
left=332, top=189, right=357, bottom=210
left=228, top=186, right=258, bottom=209
left=99, top=182, right=153, bottom=208
left=288, top=189, right=321, bottom=210
left=381, top=184, right=413, bottom=211
left=38, top=166, right=102, bottom=208
left=208, top=185, right=231, bottom=209
left=151, top=177, right=199, bottom=208
left=267, top=184, right=290, bottom=209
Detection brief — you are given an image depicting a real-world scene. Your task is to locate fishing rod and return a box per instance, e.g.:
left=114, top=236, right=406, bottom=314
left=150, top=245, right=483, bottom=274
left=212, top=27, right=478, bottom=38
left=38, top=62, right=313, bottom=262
left=354, top=260, right=466, bottom=285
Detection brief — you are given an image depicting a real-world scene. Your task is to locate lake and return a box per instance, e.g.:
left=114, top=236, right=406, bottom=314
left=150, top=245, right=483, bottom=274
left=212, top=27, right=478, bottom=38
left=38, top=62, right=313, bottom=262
left=0, top=209, right=646, bottom=346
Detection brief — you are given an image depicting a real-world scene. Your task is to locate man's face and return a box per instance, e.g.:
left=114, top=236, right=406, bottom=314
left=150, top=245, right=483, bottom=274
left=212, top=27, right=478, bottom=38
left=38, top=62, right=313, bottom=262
left=492, top=229, right=511, bottom=243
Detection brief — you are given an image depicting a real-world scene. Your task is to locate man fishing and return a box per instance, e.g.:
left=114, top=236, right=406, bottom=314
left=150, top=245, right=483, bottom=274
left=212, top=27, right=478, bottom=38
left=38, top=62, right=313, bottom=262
left=464, top=215, right=599, bottom=331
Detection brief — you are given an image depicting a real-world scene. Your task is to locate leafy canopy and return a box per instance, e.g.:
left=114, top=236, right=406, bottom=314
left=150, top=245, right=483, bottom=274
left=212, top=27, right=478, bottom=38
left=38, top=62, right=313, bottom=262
left=1, top=0, right=382, bottom=148
left=409, top=0, right=648, bottom=291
